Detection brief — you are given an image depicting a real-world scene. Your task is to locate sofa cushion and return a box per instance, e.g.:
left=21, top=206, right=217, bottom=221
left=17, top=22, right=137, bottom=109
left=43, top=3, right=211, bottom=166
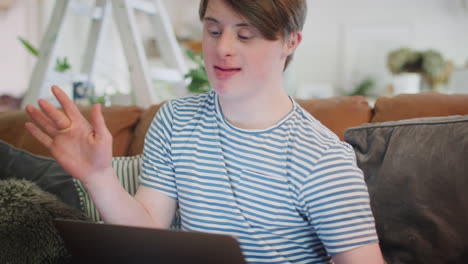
left=0, top=178, right=87, bottom=263
left=371, top=92, right=468, bottom=123
left=127, top=102, right=165, bottom=156
left=0, top=140, right=80, bottom=209
left=74, top=155, right=142, bottom=222
left=296, top=96, right=372, bottom=140
left=0, top=105, right=142, bottom=157
left=74, top=154, right=181, bottom=229
left=344, top=115, right=468, bottom=264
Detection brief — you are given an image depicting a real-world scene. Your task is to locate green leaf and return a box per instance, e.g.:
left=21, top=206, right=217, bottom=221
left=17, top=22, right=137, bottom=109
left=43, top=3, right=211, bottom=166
left=18, top=36, right=39, bottom=56
left=184, top=49, right=210, bottom=93
left=188, top=78, right=210, bottom=93
left=348, top=78, right=375, bottom=96
left=192, top=68, right=209, bottom=81
left=18, top=36, right=73, bottom=73
left=89, top=95, right=106, bottom=105
left=185, top=49, right=205, bottom=68
left=185, top=49, right=197, bottom=61
left=55, top=57, right=71, bottom=72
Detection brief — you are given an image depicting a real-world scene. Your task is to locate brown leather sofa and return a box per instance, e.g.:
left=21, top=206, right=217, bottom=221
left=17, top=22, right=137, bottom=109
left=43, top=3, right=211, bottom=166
left=1, top=92, right=468, bottom=158
left=1, top=91, right=468, bottom=264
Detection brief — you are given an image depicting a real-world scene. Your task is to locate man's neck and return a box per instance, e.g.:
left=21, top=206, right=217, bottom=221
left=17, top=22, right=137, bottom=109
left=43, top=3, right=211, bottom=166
left=218, top=89, right=293, bottom=130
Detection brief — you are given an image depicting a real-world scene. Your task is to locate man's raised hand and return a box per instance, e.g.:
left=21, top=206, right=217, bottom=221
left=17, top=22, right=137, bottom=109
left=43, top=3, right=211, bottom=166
left=25, top=85, right=113, bottom=184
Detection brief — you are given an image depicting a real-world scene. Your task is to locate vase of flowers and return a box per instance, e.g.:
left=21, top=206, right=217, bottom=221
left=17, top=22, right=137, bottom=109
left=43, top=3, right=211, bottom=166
left=391, top=72, right=421, bottom=95
left=387, top=47, right=452, bottom=94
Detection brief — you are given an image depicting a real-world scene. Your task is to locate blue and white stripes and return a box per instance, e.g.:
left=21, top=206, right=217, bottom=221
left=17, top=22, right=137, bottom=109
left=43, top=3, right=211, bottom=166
left=139, top=92, right=378, bottom=263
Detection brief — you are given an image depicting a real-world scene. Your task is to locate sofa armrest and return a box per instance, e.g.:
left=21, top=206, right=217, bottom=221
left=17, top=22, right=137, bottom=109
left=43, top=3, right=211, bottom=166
left=296, top=96, right=372, bottom=140
left=372, top=92, right=468, bottom=122
left=127, top=102, right=165, bottom=156
left=0, top=105, right=143, bottom=157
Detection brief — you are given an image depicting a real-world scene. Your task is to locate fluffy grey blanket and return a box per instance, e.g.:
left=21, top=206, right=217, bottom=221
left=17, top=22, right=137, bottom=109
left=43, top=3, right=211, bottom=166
left=0, top=179, right=88, bottom=264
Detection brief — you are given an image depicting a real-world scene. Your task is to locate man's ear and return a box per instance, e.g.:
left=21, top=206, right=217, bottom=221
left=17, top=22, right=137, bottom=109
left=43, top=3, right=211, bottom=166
left=284, top=31, right=302, bottom=55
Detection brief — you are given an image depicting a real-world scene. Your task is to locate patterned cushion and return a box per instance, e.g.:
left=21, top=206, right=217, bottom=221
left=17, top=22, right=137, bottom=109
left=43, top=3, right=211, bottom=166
left=74, top=155, right=142, bottom=222
left=74, top=155, right=181, bottom=229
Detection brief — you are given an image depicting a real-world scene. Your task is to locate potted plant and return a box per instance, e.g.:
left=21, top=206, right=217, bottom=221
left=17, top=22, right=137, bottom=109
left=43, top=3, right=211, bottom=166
left=387, top=47, right=452, bottom=94
left=18, top=37, right=103, bottom=105
left=18, top=37, right=71, bottom=73
left=184, top=50, right=210, bottom=93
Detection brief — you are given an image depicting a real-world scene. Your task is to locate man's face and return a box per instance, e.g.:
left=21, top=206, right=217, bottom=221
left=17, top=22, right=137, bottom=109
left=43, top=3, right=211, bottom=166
left=201, top=0, right=289, bottom=101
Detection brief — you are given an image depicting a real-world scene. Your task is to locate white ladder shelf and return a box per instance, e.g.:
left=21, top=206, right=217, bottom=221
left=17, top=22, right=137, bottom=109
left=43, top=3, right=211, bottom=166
left=21, top=0, right=188, bottom=108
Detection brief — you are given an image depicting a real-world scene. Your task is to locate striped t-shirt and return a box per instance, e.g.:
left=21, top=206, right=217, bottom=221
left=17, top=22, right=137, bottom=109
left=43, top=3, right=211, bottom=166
left=139, top=91, right=378, bottom=263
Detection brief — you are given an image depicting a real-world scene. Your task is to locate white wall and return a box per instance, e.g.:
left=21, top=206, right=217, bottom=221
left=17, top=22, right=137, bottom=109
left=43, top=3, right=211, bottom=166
left=295, top=0, right=468, bottom=97
left=1, top=0, right=467, bottom=100
left=0, top=0, right=39, bottom=97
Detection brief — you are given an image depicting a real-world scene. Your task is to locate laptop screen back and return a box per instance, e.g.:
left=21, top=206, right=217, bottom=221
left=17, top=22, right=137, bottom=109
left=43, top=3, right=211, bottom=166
left=54, top=219, right=246, bottom=264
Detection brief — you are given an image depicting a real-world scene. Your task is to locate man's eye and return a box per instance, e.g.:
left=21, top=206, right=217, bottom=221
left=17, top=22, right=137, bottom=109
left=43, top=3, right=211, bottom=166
left=238, top=29, right=254, bottom=41
left=209, top=31, right=221, bottom=37
left=238, top=35, right=250, bottom=40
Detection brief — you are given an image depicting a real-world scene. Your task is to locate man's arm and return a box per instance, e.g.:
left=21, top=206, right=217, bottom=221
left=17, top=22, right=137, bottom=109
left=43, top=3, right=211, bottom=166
left=84, top=174, right=177, bottom=228
left=332, top=243, right=385, bottom=264
left=25, top=85, right=177, bottom=229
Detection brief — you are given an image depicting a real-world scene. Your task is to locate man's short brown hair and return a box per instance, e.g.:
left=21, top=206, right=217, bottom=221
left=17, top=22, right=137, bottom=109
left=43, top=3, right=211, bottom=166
left=199, top=0, right=307, bottom=70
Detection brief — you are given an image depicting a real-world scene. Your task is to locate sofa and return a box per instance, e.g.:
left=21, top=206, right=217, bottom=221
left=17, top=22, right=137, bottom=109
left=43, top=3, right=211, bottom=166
left=1, top=92, right=468, bottom=263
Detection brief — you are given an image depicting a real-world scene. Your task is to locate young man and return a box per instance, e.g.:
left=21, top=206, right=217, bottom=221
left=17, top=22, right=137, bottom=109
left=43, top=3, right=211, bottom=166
left=25, top=0, right=384, bottom=263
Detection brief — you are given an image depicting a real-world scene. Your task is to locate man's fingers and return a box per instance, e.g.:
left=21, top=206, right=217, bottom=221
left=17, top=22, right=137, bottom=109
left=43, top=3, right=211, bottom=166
left=25, top=122, right=53, bottom=148
left=25, top=104, right=60, bottom=136
left=90, top=104, right=109, bottom=137
left=51, top=85, right=83, bottom=120
left=38, top=99, right=71, bottom=131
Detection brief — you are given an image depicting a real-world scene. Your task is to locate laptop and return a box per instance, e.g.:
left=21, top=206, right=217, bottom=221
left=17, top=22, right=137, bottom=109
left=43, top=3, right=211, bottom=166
left=54, top=219, right=247, bottom=264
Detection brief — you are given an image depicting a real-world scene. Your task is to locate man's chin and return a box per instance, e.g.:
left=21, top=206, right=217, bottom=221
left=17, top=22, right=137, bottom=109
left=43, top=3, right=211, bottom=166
left=211, top=83, right=229, bottom=95
left=214, top=88, right=251, bottom=103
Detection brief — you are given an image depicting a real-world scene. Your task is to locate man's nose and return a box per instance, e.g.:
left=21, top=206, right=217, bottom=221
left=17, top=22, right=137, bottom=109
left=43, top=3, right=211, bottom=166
left=216, top=32, right=236, bottom=58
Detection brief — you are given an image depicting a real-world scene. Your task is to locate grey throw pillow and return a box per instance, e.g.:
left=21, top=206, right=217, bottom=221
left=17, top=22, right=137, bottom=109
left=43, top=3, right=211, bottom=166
left=345, top=115, right=468, bottom=264
left=0, top=140, right=80, bottom=209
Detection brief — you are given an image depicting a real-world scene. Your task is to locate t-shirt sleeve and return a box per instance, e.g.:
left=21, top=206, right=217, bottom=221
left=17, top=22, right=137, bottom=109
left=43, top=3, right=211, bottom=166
left=138, top=101, right=177, bottom=200
left=299, top=141, right=379, bottom=255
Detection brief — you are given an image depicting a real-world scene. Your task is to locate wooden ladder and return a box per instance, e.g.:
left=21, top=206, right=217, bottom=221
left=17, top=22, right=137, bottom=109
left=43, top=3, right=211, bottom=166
left=21, top=0, right=188, bottom=108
